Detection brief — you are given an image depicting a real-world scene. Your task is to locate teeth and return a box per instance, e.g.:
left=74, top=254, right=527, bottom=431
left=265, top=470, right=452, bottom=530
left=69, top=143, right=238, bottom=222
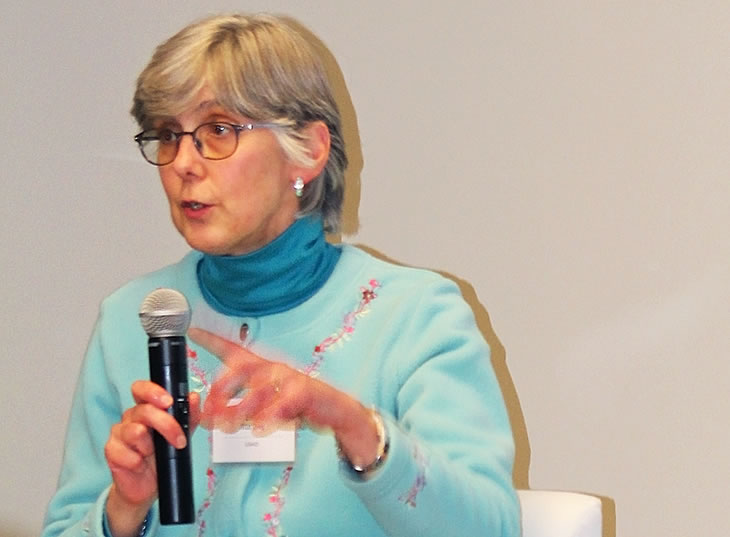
left=185, top=202, right=204, bottom=210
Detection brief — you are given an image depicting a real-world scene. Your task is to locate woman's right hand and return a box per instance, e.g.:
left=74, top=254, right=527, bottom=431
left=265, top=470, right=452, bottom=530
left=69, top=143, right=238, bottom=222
left=103, top=380, right=200, bottom=537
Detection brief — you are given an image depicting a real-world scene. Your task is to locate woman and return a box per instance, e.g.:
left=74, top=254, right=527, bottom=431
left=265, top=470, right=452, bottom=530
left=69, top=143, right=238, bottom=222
left=42, top=13, right=519, bottom=537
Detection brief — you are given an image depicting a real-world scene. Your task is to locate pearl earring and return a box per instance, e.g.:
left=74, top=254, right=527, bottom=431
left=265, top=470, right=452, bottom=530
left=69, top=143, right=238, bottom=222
left=293, top=177, right=304, bottom=198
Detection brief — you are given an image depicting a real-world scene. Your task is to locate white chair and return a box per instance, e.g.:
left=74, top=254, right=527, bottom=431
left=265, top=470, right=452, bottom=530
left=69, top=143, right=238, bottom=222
left=518, top=489, right=602, bottom=537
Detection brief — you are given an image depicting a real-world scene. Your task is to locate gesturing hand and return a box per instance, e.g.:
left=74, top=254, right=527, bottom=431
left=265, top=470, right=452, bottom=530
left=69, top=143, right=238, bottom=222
left=188, top=328, right=380, bottom=467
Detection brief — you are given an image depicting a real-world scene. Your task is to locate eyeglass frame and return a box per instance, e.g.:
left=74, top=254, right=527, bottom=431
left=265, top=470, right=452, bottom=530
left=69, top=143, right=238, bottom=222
left=133, top=121, right=281, bottom=166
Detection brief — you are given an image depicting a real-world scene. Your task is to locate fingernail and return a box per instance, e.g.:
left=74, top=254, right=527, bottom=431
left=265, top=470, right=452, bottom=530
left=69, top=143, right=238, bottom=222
left=176, top=435, right=187, bottom=449
left=162, top=394, right=173, bottom=407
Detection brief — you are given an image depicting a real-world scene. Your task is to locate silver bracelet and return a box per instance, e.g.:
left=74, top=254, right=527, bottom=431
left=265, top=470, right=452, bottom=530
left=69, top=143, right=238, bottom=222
left=337, top=408, right=390, bottom=479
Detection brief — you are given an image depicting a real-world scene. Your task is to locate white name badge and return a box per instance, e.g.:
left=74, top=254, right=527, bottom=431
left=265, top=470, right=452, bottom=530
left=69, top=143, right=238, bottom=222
left=212, top=425, right=296, bottom=463
left=211, top=399, right=296, bottom=464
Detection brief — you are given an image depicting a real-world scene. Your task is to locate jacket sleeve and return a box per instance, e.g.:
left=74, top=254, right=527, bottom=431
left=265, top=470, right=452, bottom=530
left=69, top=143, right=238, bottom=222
left=341, top=277, right=521, bottom=537
left=41, top=305, right=160, bottom=537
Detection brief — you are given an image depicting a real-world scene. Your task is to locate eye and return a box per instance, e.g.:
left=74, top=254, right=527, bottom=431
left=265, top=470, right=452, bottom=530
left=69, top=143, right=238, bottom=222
left=158, top=128, right=177, bottom=144
left=210, top=123, right=232, bottom=137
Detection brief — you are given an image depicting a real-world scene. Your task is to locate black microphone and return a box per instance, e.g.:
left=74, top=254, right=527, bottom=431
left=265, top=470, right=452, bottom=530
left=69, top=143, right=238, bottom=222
left=139, top=288, right=194, bottom=525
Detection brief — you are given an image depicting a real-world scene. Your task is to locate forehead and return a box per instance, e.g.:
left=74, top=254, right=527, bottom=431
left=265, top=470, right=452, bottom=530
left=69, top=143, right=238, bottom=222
left=154, top=88, right=242, bottom=127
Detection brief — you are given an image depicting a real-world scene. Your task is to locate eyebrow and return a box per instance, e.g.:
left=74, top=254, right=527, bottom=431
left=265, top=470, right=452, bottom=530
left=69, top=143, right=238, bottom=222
left=151, top=99, right=230, bottom=128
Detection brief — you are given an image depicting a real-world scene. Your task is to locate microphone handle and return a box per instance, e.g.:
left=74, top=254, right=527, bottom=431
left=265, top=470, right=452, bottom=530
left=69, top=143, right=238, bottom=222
left=148, top=336, right=195, bottom=525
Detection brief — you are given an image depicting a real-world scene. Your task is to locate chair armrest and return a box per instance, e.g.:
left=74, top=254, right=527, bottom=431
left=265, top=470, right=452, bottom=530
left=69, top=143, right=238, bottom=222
left=517, top=489, right=602, bottom=537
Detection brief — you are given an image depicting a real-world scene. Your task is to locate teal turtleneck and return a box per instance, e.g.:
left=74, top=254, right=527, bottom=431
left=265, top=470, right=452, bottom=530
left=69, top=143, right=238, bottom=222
left=196, top=216, right=341, bottom=317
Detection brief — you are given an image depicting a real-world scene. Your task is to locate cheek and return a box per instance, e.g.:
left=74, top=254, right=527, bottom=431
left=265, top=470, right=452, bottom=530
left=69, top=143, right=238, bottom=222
left=234, top=140, right=292, bottom=184
left=159, top=175, right=186, bottom=216
left=158, top=170, right=173, bottom=197
left=157, top=173, right=182, bottom=219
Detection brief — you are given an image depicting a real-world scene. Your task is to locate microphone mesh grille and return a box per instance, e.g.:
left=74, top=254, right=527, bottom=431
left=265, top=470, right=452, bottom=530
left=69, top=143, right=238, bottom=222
left=139, top=288, right=191, bottom=337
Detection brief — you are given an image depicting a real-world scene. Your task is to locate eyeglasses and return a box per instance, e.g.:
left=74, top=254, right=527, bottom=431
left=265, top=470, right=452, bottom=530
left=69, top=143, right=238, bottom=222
left=134, top=121, right=279, bottom=166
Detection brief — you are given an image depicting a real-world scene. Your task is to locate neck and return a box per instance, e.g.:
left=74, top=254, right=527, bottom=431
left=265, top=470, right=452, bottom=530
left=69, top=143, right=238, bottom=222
left=196, top=217, right=340, bottom=317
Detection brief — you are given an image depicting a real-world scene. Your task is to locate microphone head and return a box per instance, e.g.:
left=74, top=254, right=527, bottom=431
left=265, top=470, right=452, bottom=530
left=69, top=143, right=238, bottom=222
left=139, top=288, right=191, bottom=337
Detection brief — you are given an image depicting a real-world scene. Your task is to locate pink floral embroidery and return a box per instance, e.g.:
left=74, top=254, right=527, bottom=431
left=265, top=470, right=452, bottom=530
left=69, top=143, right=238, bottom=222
left=188, top=347, right=217, bottom=537
left=399, top=445, right=428, bottom=508
left=263, top=465, right=293, bottom=536
left=262, top=279, right=381, bottom=537
left=301, top=279, right=379, bottom=379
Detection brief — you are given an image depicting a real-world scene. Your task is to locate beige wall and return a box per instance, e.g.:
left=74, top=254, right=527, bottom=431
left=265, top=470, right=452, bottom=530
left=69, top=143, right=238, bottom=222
left=2, top=2, right=728, bottom=536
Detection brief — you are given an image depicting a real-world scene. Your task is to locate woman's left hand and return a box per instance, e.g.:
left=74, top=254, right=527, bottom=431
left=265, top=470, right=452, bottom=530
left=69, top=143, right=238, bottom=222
left=188, top=328, right=380, bottom=466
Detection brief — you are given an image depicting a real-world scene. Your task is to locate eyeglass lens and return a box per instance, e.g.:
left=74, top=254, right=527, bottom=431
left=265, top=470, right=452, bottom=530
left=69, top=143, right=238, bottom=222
left=140, top=123, right=240, bottom=165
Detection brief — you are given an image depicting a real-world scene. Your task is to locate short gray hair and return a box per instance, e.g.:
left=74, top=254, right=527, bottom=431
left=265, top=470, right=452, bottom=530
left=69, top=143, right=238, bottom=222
left=131, top=13, right=347, bottom=232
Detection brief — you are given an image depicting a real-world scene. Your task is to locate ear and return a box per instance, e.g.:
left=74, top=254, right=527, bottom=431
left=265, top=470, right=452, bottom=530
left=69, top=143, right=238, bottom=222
left=292, top=121, right=331, bottom=184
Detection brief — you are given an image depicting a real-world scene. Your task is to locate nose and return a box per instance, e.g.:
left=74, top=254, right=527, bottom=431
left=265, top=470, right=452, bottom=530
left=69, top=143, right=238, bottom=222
left=171, top=132, right=204, bottom=177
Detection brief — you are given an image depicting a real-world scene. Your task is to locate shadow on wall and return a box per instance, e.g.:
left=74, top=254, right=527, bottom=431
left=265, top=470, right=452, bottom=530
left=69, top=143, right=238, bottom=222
left=597, top=496, right=617, bottom=537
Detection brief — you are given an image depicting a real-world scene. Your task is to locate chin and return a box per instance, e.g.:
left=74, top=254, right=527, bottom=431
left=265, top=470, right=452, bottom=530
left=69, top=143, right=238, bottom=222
left=182, top=234, right=228, bottom=256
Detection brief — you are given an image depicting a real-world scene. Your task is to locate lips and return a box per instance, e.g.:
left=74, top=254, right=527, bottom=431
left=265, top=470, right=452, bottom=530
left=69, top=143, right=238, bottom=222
left=181, top=200, right=213, bottom=219
left=182, top=200, right=209, bottom=210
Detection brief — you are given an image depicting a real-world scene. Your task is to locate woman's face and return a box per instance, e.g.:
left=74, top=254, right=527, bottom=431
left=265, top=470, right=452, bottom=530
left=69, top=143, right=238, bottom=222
left=158, top=89, right=301, bottom=256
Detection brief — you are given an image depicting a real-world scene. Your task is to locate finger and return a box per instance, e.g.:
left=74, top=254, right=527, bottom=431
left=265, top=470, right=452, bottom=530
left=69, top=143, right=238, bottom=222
left=131, top=380, right=174, bottom=409
left=106, top=425, right=146, bottom=472
left=200, top=359, right=288, bottom=431
left=268, top=374, right=311, bottom=419
left=124, top=403, right=187, bottom=449
left=188, top=327, right=264, bottom=372
left=201, top=379, right=277, bottom=432
left=202, top=357, right=283, bottom=424
left=119, top=422, right=156, bottom=460
left=200, top=388, right=247, bottom=432
left=249, top=398, right=293, bottom=437
left=246, top=373, right=311, bottom=435
left=201, top=359, right=256, bottom=419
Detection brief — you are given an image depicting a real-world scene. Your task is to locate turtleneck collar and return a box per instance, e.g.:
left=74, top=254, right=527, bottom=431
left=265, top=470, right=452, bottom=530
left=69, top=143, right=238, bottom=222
left=196, top=216, right=341, bottom=317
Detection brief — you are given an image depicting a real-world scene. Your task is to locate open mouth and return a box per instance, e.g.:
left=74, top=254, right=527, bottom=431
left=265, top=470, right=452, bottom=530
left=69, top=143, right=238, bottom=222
left=182, top=201, right=208, bottom=210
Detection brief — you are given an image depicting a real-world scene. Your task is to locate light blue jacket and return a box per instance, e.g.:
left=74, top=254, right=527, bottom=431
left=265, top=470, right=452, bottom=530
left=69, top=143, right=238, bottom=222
left=42, top=245, right=519, bottom=537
